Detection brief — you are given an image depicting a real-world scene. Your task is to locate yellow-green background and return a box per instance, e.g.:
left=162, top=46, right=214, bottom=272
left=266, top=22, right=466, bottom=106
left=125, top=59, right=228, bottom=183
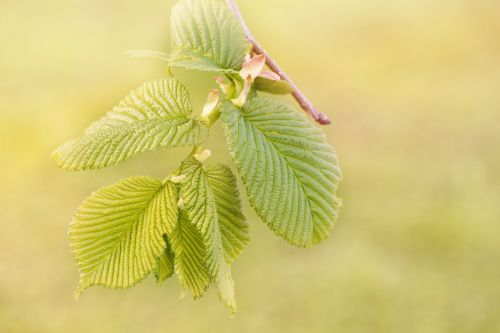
left=1, top=0, right=499, bottom=332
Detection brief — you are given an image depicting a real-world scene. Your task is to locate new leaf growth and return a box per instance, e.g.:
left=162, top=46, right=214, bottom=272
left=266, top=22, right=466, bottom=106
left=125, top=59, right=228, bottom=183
left=54, top=0, right=342, bottom=315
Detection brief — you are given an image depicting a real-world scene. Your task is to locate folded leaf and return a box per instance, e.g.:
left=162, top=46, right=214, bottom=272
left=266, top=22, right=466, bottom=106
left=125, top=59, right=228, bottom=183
left=170, top=210, right=211, bottom=298
left=254, top=76, right=294, bottom=95
left=180, top=158, right=237, bottom=314
left=154, top=237, right=175, bottom=284
left=170, top=0, right=248, bottom=73
left=205, top=164, right=249, bottom=264
left=70, top=177, right=178, bottom=295
left=154, top=183, right=179, bottom=284
left=220, top=97, right=342, bottom=247
left=53, top=79, right=208, bottom=171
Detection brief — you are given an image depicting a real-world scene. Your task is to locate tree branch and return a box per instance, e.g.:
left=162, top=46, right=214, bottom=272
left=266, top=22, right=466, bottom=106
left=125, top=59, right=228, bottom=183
left=225, top=0, right=331, bottom=125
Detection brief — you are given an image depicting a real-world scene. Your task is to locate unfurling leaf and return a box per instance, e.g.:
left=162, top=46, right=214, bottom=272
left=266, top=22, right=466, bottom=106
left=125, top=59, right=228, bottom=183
left=170, top=210, right=211, bottom=298
left=231, top=75, right=252, bottom=107
left=70, top=177, right=178, bottom=295
left=254, top=76, right=294, bottom=95
left=154, top=238, right=175, bottom=284
left=201, top=89, right=221, bottom=126
left=169, top=0, right=248, bottom=73
left=239, top=54, right=266, bottom=81
left=53, top=79, right=208, bottom=171
left=180, top=159, right=248, bottom=314
left=221, top=97, right=342, bottom=247
left=205, top=164, right=249, bottom=263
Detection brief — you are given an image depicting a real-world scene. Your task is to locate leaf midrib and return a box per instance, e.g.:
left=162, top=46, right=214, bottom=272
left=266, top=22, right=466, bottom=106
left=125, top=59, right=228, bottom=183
left=85, top=117, right=193, bottom=139
left=235, top=108, right=319, bottom=244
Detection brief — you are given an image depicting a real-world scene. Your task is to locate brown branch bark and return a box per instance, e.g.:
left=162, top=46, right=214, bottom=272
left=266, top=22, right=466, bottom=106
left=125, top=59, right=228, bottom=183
left=225, top=0, right=331, bottom=125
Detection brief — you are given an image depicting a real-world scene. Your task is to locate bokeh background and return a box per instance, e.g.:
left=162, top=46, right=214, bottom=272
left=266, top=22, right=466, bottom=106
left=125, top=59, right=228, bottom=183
left=1, top=0, right=499, bottom=332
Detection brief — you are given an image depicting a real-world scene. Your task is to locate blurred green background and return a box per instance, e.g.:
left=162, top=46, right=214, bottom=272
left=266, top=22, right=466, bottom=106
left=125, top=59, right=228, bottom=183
left=1, top=0, right=499, bottom=332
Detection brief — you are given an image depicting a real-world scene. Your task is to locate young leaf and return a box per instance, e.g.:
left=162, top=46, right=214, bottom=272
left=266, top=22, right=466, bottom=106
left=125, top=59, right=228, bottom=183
left=70, top=177, right=178, bottom=295
left=170, top=0, right=248, bottom=73
left=220, top=97, right=342, bottom=247
left=53, top=79, right=208, bottom=171
left=205, top=164, right=249, bottom=263
left=169, top=210, right=211, bottom=298
left=254, top=76, right=294, bottom=95
left=180, top=158, right=237, bottom=313
left=147, top=177, right=211, bottom=296
left=154, top=238, right=175, bottom=284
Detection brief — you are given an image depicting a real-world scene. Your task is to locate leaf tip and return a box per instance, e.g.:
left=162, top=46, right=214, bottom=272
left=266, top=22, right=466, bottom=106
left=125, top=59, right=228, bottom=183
left=179, top=287, right=187, bottom=300
left=51, top=152, right=70, bottom=171
left=74, top=280, right=88, bottom=300
left=240, top=54, right=266, bottom=81
left=193, top=149, right=212, bottom=163
left=223, top=297, right=237, bottom=317
left=229, top=306, right=237, bottom=318
left=201, top=89, right=220, bottom=125
left=177, top=197, right=186, bottom=209
left=231, top=75, right=252, bottom=107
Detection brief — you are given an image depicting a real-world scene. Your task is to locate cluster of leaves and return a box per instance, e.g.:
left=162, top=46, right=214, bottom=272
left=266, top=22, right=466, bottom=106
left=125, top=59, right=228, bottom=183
left=53, top=0, right=342, bottom=315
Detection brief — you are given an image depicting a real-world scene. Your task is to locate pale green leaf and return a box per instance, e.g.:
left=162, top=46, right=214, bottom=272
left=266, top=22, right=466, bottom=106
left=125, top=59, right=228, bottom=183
left=169, top=210, right=211, bottom=298
left=53, top=79, right=208, bottom=171
left=170, top=0, right=248, bottom=73
left=154, top=237, right=175, bottom=284
left=159, top=179, right=181, bottom=235
left=220, top=97, right=342, bottom=247
left=180, top=158, right=236, bottom=313
left=153, top=182, right=179, bottom=284
left=254, top=76, right=294, bottom=95
left=205, top=164, right=249, bottom=263
left=70, top=177, right=176, bottom=295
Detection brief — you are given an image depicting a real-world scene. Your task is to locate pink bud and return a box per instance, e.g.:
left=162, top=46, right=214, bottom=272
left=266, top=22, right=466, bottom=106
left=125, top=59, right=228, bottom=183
left=231, top=75, right=253, bottom=107
left=258, top=71, right=281, bottom=81
left=239, top=54, right=266, bottom=81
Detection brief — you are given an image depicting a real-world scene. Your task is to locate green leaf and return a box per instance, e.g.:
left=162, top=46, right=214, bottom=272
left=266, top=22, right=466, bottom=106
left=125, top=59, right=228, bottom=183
left=53, top=79, right=208, bottom=171
left=159, top=178, right=182, bottom=236
left=154, top=237, right=175, bottom=284
left=254, top=76, right=294, bottom=95
left=169, top=210, right=211, bottom=298
left=180, top=158, right=237, bottom=313
left=205, top=164, right=249, bottom=263
left=220, top=97, right=342, bottom=247
left=70, top=177, right=177, bottom=295
left=170, top=0, right=248, bottom=73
